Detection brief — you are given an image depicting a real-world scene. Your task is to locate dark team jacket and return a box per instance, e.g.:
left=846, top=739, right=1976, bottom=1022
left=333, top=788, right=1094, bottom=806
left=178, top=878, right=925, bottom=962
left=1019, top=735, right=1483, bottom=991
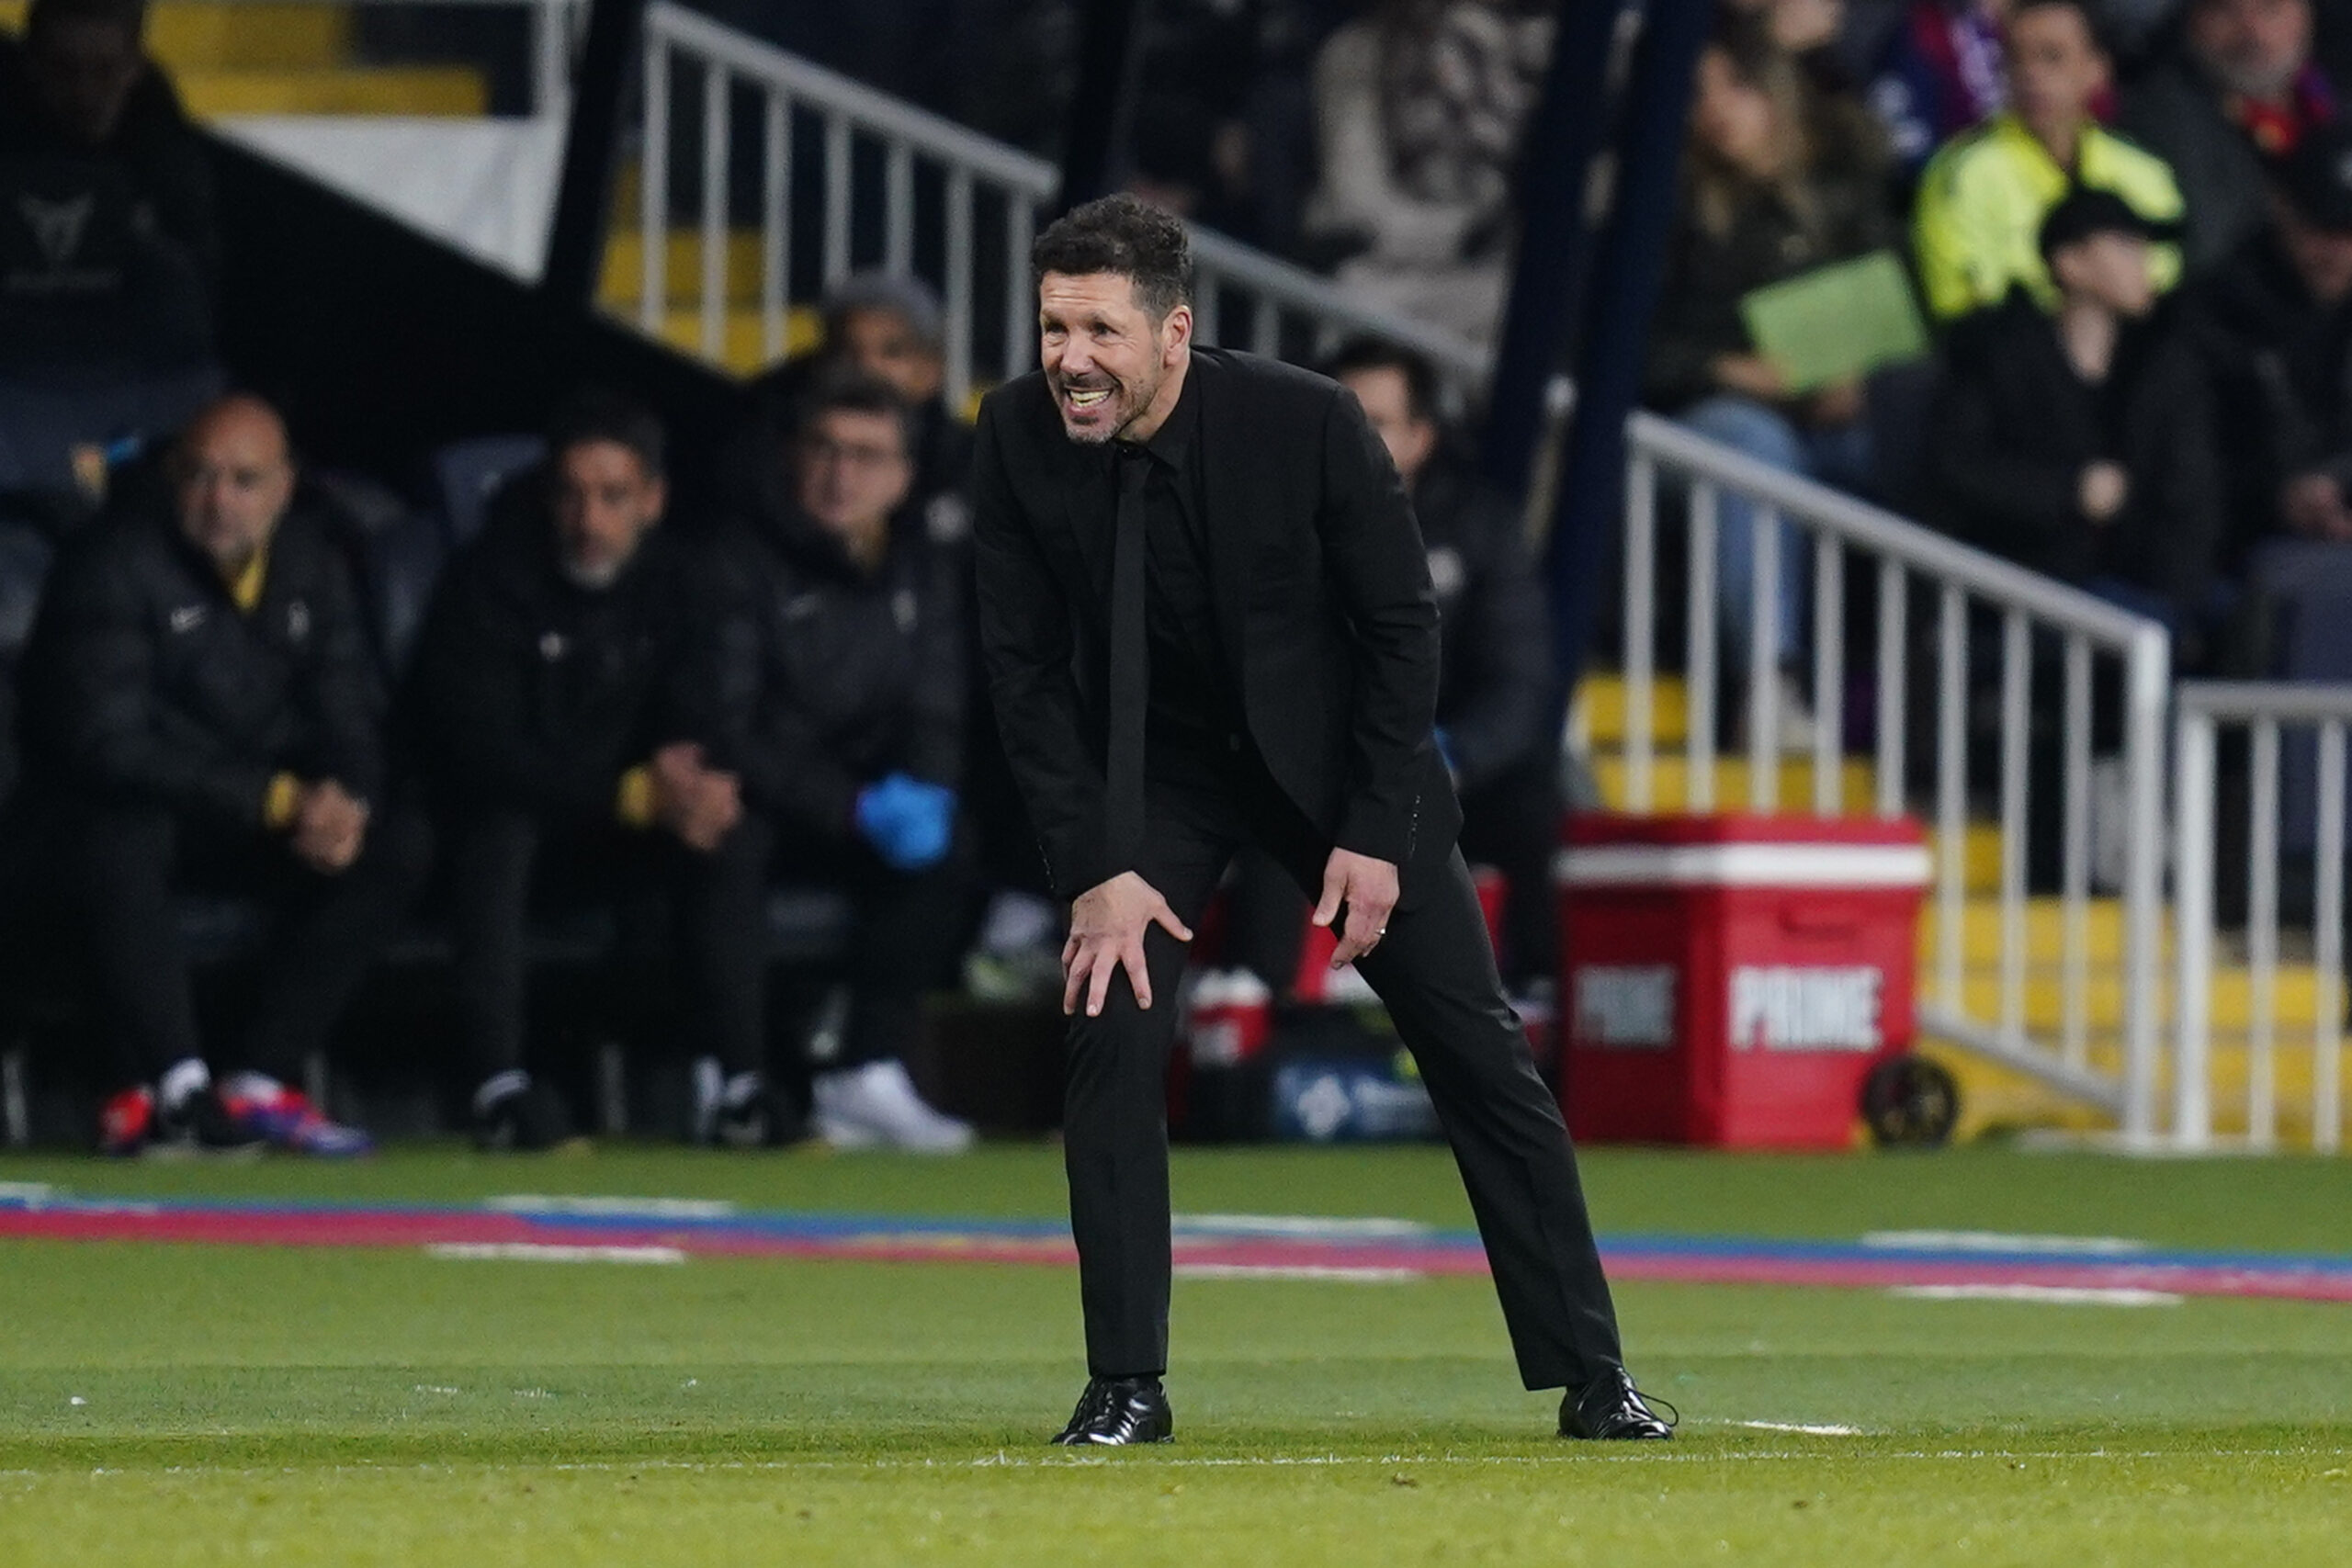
left=2183, top=230, right=2352, bottom=567
left=685, top=497, right=966, bottom=841
left=17, top=502, right=383, bottom=826
left=0, top=37, right=220, bottom=371
left=972, top=346, right=1458, bottom=904
left=1928, top=289, right=2223, bottom=619
left=401, top=492, right=695, bottom=825
left=1415, top=456, right=1552, bottom=792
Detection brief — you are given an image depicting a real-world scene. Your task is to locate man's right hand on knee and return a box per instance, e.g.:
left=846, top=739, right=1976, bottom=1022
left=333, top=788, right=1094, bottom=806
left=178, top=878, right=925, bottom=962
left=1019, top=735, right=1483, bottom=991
left=1062, top=872, right=1192, bottom=1018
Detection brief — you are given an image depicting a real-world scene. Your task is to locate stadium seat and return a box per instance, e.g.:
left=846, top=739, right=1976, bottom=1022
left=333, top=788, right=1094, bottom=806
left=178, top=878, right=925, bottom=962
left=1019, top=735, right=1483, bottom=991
left=426, top=434, right=544, bottom=548
left=0, top=367, right=223, bottom=495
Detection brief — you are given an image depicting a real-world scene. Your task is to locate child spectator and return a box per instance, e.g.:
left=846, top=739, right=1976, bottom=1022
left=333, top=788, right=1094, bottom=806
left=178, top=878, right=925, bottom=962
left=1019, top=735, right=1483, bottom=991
left=1928, top=189, right=2224, bottom=644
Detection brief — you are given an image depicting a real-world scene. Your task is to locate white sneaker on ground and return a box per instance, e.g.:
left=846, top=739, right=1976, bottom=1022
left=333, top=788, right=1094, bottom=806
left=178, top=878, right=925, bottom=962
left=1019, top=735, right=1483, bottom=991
left=810, top=1060, right=975, bottom=1154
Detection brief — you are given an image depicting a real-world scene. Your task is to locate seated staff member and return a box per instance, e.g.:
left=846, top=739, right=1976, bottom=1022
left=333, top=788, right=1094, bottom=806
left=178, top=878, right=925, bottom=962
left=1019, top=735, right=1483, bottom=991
left=17, top=393, right=422, bottom=1156
left=404, top=391, right=764, bottom=1150
left=684, top=370, right=978, bottom=1153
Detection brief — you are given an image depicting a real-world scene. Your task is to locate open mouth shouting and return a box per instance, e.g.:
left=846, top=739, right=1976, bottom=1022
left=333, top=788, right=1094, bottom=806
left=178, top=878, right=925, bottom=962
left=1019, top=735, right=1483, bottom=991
left=1053, top=377, right=1124, bottom=440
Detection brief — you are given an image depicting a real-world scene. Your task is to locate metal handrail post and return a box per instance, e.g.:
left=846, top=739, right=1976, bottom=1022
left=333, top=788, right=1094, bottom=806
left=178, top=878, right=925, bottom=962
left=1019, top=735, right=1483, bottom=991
left=2121, top=625, right=2171, bottom=1145
left=2170, top=704, right=2217, bottom=1149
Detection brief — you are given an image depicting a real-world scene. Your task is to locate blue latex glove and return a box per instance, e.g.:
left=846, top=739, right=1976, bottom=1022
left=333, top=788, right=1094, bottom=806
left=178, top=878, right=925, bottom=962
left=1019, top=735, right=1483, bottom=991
left=854, top=772, right=957, bottom=871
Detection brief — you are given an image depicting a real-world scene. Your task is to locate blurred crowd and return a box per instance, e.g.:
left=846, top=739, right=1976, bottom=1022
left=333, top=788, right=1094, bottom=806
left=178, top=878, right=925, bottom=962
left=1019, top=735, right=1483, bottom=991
left=16, top=0, right=2352, bottom=1154
left=1648, top=0, right=2352, bottom=739
left=762, top=0, right=2352, bottom=695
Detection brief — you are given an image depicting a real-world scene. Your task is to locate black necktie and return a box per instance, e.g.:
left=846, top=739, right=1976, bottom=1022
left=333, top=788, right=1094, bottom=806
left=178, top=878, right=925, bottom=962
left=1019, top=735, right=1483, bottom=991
left=1106, top=451, right=1149, bottom=873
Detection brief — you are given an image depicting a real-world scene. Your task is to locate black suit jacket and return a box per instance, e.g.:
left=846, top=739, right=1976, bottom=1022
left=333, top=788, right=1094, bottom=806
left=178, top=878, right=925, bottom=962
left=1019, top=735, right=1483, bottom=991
left=972, top=345, right=1460, bottom=903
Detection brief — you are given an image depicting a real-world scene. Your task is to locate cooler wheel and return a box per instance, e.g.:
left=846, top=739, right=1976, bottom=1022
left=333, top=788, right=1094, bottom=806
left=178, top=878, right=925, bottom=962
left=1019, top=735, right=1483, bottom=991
left=1861, top=1054, right=1959, bottom=1149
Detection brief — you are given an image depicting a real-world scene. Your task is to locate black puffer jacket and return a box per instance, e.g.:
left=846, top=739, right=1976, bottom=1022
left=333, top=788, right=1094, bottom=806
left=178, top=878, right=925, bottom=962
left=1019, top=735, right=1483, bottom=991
left=687, top=497, right=965, bottom=841
left=1928, top=290, right=2224, bottom=619
left=1415, top=456, right=1552, bottom=790
left=403, top=483, right=695, bottom=824
left=17, top=502, right=383, bottom=824
left=0, top=36, right=220, bottom=372
left=2184, top=230, right=2352, bottom=565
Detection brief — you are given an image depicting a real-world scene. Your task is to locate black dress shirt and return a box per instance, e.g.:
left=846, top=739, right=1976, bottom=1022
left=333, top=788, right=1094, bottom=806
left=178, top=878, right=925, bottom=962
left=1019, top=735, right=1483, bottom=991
left=1113, top=372, right=1237, bottom=745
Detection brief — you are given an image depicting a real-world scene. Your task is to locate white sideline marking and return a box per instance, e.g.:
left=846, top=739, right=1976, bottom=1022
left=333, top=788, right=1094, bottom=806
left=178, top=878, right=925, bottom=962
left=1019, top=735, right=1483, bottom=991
left=1173, top=1264, right=1420, bottom=1284
left=0, top=1182, right=56, bottom=1206
left=20, top=1449, right=2352, bottom=1483
left=485, top=1195, right=736, bottom=1220
left=1861, top=1230, right=2148, bottom=1255
left=1172, top=1214, right=1431, bottom=1238
left=426, top=1244, right=685, bottom=1266
left=1735, top=1421, right=1866, bottom=1436
left=1890, top=1284, right=2182, bottom=1307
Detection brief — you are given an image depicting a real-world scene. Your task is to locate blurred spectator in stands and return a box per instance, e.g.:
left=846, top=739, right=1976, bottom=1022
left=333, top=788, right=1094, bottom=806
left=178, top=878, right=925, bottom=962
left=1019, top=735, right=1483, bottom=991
left=1645, top=18, right=1893, bottom=743
left=1928, top=190, right=2224, bottom=650
left=2186, top=118, right=2352, bottom=560
left=687, top=371, right=976, bottom=1153
left=1726, top=0, right=1857, bottom=89
left=749, top=272, right=973, bottom=525
left=404, top=392, right=772, bottom=1152
left=1302, top=0, right=1552, bottom=345
left=1914, top=0, right=2185, bottom=319
left=1127, top=92, right=1260, bottom=238
left=0, top=0, right=219, bottom=377
left=2121, top=0, right=2338, bottom=274
left=1855, top=0, right=2010, bottom=177
left=13, top=394, right=425, bottom=1157
left=1227, top=338, right=1559, bottom=998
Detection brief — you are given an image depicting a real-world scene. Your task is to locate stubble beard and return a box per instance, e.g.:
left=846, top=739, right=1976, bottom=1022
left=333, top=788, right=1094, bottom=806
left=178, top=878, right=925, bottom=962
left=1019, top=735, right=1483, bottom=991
left=1052, top=365, right=1160, bottom=446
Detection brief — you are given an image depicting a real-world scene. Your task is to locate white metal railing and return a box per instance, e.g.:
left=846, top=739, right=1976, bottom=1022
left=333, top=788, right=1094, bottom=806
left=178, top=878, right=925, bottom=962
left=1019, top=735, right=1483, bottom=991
left=1619, top=413, right=2172, bottom=1135
left=2172, top=682, right=2350, bottom=1152
left=632, top=1, right=1490, bottom=397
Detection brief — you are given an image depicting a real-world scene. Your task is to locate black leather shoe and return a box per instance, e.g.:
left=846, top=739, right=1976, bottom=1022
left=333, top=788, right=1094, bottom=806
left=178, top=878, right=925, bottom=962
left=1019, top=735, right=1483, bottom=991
left=1559, top=1366, right=1676, bottom=1439
left=1051, top=1377, right=1173, bottom=1446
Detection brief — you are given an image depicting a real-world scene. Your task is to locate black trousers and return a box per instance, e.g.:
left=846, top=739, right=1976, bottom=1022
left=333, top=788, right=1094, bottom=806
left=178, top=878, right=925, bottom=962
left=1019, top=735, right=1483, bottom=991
left=59, top=801, right=430, bottom=1088
left=1065, top=739, right=1623, bottom=1389
left=683, top=812, right=977, bottom=1073
left=445, top=811, right=760, bottom=1082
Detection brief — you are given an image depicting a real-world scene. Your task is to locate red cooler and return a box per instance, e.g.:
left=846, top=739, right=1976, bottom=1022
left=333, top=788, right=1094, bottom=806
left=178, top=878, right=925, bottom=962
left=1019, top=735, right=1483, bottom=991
left=1558, top=814, right=1931, bottom=1148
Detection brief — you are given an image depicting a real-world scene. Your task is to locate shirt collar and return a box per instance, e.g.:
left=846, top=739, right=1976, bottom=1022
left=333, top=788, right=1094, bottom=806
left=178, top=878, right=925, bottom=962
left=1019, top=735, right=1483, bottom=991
left=1116, top=361, right=1198, bottom=473
left=221, top=538, right=272, bottom=613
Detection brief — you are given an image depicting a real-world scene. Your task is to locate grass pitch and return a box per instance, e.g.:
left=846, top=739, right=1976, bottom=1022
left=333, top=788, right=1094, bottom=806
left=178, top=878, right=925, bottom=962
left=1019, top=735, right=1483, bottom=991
left=0, top=1145, right=2347, bottom=1565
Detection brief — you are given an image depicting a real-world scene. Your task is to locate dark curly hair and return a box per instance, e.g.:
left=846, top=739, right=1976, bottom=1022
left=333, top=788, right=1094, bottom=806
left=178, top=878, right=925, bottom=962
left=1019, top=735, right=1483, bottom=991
left=1031, top=194, right=1194, bottom=321
left=546, top=388, right=667, bottom=478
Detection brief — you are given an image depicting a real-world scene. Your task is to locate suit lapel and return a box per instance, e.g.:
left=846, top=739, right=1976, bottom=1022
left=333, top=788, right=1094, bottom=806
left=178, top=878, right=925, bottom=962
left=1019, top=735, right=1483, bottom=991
left=1192, top=350, right=1254, bottom=679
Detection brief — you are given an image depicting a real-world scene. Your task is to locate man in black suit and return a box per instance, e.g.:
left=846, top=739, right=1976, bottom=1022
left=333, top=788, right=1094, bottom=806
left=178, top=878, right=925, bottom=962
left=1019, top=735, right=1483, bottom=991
left=972, top=195, right=1667, bottom=1446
